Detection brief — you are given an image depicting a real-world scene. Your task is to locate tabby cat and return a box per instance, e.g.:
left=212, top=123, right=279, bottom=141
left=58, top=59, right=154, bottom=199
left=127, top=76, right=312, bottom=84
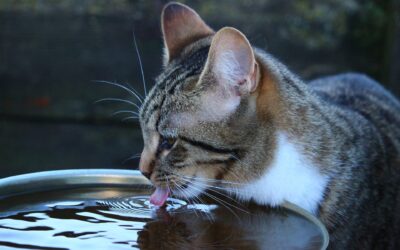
left=138, top=2, right=400, bottom=249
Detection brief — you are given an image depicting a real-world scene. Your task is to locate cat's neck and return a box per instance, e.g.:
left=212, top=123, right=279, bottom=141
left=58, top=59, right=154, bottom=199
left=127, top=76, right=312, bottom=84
left=235, top=131, right=329, bottom=213
left=255, top=51, right=345, bottom=173
left=234, top=52, right=340, bottom=212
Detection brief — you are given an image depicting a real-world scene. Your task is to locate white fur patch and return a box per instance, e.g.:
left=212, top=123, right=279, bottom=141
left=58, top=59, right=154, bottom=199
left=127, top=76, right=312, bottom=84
left=235, top=132, right=329, bottom=214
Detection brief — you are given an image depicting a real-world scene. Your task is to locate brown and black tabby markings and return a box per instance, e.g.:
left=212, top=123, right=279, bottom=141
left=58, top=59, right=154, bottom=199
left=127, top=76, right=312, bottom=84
left=138, top=2, right=400, bottom=249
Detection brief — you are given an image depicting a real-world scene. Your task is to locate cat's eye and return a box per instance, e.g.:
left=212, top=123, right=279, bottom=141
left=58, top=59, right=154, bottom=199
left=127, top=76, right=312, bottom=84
left=159, top=137, right=176, bottom=151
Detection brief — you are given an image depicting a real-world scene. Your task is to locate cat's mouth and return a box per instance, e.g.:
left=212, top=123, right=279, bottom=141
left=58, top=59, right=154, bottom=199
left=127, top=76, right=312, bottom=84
left=150, top=176, right=206, bottom=207
left=150, top=186, right=170, bottom=206
left=149, top=184, right=187, bottom=207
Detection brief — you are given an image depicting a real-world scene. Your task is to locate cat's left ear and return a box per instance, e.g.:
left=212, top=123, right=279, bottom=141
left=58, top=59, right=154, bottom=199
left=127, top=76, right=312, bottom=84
left=161, top=2, right=214, bottom=64
left=202, top=27, right=259, bottom=96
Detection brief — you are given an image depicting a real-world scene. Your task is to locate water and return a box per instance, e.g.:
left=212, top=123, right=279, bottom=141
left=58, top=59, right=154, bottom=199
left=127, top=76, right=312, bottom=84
left=0, top=187, right=324, bottom=250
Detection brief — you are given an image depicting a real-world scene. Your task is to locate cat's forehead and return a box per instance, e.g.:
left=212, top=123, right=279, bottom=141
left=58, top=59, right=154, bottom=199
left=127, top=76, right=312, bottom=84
left=159, top=36, right=212, bottom=81
left=157, top=45, right=210, bottom=86
left=139, top=42, right=211, bottom=131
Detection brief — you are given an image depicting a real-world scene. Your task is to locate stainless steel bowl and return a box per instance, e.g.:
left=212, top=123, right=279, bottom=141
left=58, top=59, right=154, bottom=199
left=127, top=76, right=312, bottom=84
left=0, top=169, right=329, bottom=249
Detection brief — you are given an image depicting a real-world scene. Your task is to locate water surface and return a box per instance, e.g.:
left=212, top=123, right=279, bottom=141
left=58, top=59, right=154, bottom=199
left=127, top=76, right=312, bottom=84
left=0, top=187, right=324, bottom=249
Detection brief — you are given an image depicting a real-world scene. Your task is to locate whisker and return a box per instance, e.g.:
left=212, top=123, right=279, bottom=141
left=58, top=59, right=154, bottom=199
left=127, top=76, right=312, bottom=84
left=162, top=170, right=243, bottom=204
left=132, top=31, right=147, bottom=97
left=123, top=153, right=141, bottom=164
left=230, top=154, right=251, bottom=171
left=176, top=160, right=243, bottom=185
left=125, top=81, right=144, bottom=100
left=92, top=80, right=143, bottom=104
left=186, top=182, right=243, bottom=220
left=171, top=179, right=200, bottom=218
left=179, top=182, right=239, bottom=218
left=122, top=116, right=139, bottom=121
left=190, top=181, right=249, bottom=215
left=190, top=181, right=244, bottom=207
left=177, top=175, right=230, bottom=191
left=175, top=172, right=243, bottom=186
left=165, top=174, right=171, bottom=194
left=165, top=171, right=246, bottom=221
left=111, top=110, right=140, bottom=116
left=178, top=185, right=210, bottom=219
left=95, top=97, right=141, bottom=110
left=194, top=193, right=215, bottom=222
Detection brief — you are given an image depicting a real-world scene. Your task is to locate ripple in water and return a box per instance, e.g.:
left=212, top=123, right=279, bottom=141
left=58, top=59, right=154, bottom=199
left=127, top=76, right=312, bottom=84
left=97, top=196, right=188, bottom=217
left=0, top=190, right=325, bottom=250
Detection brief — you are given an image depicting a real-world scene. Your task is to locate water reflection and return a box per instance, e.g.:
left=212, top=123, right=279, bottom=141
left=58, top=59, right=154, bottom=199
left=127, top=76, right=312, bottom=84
left=0, top=194, right=324, bottom=250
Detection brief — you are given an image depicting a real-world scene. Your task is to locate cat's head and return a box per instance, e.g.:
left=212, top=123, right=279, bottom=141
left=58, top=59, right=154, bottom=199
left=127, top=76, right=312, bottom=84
left=139, top=2, right=277, bottom=202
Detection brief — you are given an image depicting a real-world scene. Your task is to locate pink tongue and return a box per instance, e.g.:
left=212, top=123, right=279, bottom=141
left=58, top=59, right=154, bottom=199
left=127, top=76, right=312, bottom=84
left=150, top=187, right=170, bottom=206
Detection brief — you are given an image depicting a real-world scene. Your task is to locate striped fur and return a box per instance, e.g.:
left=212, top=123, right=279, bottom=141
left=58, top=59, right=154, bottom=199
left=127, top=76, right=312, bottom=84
left=139, top=2, right=400, bottom=249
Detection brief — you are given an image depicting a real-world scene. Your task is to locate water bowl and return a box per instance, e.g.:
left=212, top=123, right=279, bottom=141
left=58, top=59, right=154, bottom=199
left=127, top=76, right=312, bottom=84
left=0, top=169, right=329, bottom=249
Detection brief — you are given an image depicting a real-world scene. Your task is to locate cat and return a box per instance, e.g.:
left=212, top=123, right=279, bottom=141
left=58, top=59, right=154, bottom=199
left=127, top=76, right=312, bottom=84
left=138, top=2, right=400, bottom=249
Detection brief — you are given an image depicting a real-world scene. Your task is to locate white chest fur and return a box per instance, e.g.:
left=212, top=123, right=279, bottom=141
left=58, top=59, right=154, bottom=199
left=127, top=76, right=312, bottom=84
left=235, top=132, right=329, bottom=214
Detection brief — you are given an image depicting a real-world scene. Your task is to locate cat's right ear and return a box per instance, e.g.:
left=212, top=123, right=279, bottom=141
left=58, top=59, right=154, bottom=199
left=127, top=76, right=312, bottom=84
left=193, top=28, right=259, bottom=121
left=161, top=2, right=214, bottom=64
left=203, top=27, right=258, bottom=95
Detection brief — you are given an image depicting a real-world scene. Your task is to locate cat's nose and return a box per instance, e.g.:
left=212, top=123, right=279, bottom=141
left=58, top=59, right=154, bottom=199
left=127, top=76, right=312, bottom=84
left=139, top=150, right=155, bottom=181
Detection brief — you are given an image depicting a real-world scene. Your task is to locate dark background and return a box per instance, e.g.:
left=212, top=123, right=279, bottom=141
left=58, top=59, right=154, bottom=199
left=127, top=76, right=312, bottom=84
left=1, top=0, right=399, bottom=178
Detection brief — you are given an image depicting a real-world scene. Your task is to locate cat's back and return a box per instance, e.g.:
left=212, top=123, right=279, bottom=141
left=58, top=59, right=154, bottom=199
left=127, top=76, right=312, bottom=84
left=309, top=73, right=400, bottom=154
left=309, top=73, right=400, bottom=110
left=309, top=73, right=400, bottom=249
